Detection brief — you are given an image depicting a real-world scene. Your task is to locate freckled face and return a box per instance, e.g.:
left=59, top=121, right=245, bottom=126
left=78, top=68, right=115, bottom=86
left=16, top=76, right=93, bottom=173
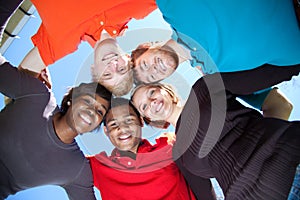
left=131, top=86, right=175, bottom=121
left=133, top=49, right=178, bottom=83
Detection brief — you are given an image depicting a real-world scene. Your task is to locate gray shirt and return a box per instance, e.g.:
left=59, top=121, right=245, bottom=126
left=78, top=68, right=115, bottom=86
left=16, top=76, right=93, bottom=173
left=0, top=62, right=96, bottom=200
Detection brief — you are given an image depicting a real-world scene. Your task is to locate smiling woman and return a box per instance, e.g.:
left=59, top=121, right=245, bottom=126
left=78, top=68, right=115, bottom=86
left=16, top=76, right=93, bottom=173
left=130, top=64, right=300, bottom=200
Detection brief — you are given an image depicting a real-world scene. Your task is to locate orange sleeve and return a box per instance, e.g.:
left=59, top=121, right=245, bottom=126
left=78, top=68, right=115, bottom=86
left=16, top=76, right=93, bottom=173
left=31, top=24, right=83, bottom=66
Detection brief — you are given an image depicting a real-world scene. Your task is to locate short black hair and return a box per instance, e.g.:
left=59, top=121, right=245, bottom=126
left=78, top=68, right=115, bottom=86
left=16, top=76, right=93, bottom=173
left=60, top=82, right=112, bottom=115
left=103, top=97, right=141, bottom=126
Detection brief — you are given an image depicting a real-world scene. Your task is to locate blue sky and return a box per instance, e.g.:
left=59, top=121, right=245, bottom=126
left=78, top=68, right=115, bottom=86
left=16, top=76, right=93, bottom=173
left=1, top=6, right=300, bottom=200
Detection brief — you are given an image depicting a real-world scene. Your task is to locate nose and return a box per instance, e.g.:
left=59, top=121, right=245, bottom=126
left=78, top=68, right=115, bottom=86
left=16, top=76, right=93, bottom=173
left=111, top=57, right=128, bottom=72
left=150, top=98, right=159, bottom=108
left=150, top=64, right=158, bottom=74
left=117, top=123, right=130, bottom=133
left=118, top=55, right=127, bottom=66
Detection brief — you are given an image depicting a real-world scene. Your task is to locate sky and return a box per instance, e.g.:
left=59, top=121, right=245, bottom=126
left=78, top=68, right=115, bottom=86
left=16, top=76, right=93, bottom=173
left=1, top=5, right=300, bottom=200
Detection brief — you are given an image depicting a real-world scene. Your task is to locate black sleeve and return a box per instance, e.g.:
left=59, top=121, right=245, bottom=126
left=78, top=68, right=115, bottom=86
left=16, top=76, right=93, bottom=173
left=175, top=158, right=216, bottom=200
left=0, top=61, right=48, bottom=99
left=202, top=63, right=300, bottom=96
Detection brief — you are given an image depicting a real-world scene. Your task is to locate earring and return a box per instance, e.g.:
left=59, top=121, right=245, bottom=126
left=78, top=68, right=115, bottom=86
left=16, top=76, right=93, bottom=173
left=67, top=101, right=71, bottom=106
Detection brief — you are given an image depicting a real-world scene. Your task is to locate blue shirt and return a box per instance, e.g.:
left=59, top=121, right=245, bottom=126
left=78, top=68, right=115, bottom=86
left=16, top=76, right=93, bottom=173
left=157, top=0, right=300, bottom=73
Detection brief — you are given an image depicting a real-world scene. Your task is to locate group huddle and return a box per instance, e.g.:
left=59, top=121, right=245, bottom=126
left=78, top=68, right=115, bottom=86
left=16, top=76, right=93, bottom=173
left=1, top=0, right=300, bottom=200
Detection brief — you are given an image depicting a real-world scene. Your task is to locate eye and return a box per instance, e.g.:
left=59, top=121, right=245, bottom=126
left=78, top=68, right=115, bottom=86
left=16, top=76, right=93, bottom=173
left=103, top=72, right=110, bottom=77
left=141, top=103, right=147, bottom=111
left=149, top=89, right=155, bottom=97
left=150, top=74, right=156, bottom=81
left=125, top=117, right=135, bottom=124
left=141, top=61, right=148, bottom=70
left=118, top=65, right=127, bottom=74
left=96, top=109, right=104, bottom=117
left=108, top=122, right=118, bottom=129
left=83, top=98, right=91, bottom=105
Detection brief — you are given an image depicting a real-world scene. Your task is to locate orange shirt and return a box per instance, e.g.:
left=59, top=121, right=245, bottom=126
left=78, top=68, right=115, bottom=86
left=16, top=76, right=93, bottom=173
left=30, top=0, right=157, bottom=65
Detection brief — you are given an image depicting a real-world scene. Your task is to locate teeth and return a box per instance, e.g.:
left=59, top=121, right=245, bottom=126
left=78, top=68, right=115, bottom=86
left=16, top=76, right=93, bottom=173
left=158, top=58, right=167, bottom=71
left=156, top=102, right=163, bottom=112
left=119, top=134, right=131, bottom=140
left=102, top=53, right=118, bottom=61
left=80, top=113, right=92, bottom=125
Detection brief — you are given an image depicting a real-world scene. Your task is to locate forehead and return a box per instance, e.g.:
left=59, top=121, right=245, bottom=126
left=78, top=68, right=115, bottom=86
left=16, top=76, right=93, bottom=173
left=106, top=104, right=138, bottom=120
left=134, top=85, right=157, bottom=95
left=136, top=48, right=163, bottom=59
left=77, top=94, right=109, bottom=107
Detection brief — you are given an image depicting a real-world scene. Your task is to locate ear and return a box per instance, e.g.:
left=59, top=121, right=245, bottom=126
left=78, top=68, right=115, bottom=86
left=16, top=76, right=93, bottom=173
left=103, top=126, right=109, bottom=136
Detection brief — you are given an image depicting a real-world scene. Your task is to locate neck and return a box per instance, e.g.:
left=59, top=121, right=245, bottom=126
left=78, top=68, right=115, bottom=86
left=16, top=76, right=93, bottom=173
left=52, top=113, right=77, bottom=144
left=168, top=104, right=183, bottom=127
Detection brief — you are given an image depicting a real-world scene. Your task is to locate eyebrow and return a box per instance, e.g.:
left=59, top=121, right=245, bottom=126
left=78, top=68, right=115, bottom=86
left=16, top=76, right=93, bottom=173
left=100, top=104, right=108, bottom=112
left=106, top=114, right=135, bottom=123
left=87, top=95, right=108, bottom=111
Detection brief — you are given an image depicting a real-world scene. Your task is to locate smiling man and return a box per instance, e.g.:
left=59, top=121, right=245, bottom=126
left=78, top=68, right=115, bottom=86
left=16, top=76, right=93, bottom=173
left=0, top=55, right=112, bottom=199
left=131, top=42, right=180, bottom=84
left=91, top=37, right=134, bottom=96
left=87, top=97, right=200, bottom=200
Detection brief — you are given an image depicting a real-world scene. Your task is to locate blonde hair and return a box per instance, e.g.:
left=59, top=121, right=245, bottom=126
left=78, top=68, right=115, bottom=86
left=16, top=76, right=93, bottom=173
left=99, top=69, right=134, bottom=97
left=131, top=83, right=180, bottom=129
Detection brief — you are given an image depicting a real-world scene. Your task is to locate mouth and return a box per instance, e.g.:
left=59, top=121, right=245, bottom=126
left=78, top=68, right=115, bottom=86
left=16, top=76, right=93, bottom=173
left=118, top=133, right=133, bottom=142
left=78, top=112, right=93, bottom=126
left=156, top=57, right=167, bottom=73
left=102, top=53, right=118, bottom=62
left=153, top=100, right=163, bottom=113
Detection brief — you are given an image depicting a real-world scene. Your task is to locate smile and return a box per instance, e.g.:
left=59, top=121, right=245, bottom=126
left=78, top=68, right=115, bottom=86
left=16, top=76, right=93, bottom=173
left=102, top=53, right=118, bottom=61
left=156, top=57, right=167, bottom=73
left=79, top=112, right=93, bottom=125
left=156, top=101, right=163, bottom=113
left=118, top=133, right=133, bottom=142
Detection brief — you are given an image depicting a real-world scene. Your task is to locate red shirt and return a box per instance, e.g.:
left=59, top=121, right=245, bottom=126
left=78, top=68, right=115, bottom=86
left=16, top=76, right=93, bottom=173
left=88, top=138, right=196, bottom=200
left=30, top=0, right=157, bottom=65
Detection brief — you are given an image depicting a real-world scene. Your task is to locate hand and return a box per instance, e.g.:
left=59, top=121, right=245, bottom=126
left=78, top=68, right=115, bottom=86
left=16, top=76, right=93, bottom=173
left=18, top=66, right=52, bottom=89
left=38, top=68, right=52, bottom=89
left=158, top=132, right=176, bottom=145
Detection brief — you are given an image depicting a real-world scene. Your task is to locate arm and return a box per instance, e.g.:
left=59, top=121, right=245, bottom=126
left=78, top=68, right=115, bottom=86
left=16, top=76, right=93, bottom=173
left=261, top=87, right=293, bottom=120
left=63, top=162, right=96, bottom=200
left=176, top=160, right=216, bottom=200
left=206, top=63, right=300, bottom=96
left=19, top=46, right=46, bottom=73
left=0, top=58, right=48, bottom=99
left=18, top=46, right=52, bottom=88
left=157, top=132, right=176, bottom=145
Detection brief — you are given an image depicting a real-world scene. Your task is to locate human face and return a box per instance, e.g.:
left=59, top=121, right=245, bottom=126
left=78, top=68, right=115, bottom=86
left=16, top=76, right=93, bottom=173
left=104, top=105, right=143, bottom=153
left=133, top=48, right=178, bottom=83
left=131, top=85, right=175, bottom=121
left=93, top=38, right=131, bottom=87
left=66, top=95, right=109, bottom=134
